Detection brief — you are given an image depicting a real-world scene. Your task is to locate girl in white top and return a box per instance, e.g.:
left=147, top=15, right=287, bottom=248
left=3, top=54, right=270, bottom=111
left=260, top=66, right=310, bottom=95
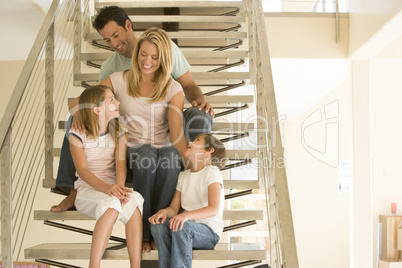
left=149, top=134, right=227, bottom=268
left=69, top=85, right=143, bottom=268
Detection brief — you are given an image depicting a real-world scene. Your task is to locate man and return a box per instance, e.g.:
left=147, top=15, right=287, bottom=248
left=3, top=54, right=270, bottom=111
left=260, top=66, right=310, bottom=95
left=51, top=6, right=214, bottom=216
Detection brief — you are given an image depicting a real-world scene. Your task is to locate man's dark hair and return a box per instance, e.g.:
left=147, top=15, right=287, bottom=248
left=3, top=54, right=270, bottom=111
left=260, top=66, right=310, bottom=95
left=92, top=6, right=133, bottom=32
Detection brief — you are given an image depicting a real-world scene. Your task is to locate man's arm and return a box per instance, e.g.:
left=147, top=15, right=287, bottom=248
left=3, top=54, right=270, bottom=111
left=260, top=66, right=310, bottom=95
left=176, top=71, right=214, bottom=116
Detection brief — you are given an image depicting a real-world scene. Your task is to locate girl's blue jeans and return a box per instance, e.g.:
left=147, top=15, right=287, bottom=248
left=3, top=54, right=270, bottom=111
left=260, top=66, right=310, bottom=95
left=151, top=219, right=220, bottom=268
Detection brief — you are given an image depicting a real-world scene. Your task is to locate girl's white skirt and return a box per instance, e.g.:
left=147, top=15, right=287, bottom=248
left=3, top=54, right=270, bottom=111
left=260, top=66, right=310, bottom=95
left=75, top=187, right=144, bottom=224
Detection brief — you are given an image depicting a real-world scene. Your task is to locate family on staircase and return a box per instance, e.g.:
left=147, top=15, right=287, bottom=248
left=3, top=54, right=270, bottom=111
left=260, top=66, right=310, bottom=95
left=49, top=6, right=228, bottom=268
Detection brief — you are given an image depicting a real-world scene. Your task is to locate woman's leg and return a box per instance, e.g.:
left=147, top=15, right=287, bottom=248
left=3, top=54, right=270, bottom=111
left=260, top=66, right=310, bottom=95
left=127, top=144, right=157, bottom=250
left=89, top=208, right=119, bottom=268
left=183, top=106, right=213, bottom=142
left=51, top=115, right=78, bottom=212
left=125, top=207, right=142, bottom=268
left=153, top=146, right=181, bottom=213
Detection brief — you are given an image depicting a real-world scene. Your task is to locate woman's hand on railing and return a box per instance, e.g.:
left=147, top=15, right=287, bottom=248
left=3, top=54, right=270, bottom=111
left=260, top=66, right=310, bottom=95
left=71, top=113, right=86, bottom=133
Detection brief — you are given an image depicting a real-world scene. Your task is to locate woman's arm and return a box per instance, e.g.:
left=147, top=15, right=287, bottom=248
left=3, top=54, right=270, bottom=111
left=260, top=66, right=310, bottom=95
left=69, top=134, right=127, bottom=200
left=168, top=90, right=188, bottom=158
left=148, top=190, right=182, bottom=225
left=169, top=182, right=222, bottom=232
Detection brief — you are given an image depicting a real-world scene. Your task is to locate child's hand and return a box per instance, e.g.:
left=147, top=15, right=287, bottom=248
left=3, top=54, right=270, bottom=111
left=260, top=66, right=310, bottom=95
left=169, top=212, right=190, bottom=232
left=104, top=184, right=130, bottom=204
left=149, top=210, right=167, bottom=225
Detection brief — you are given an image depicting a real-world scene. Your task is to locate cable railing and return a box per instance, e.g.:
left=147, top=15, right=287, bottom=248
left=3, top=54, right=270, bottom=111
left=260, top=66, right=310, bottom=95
left=246, top=0, right=298, bottom=267
left=0, top=0, right=81, bottom=266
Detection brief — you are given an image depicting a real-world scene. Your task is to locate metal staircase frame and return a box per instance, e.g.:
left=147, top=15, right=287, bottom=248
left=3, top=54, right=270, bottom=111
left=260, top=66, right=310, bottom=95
left=0, top=0, right=298, bottom=267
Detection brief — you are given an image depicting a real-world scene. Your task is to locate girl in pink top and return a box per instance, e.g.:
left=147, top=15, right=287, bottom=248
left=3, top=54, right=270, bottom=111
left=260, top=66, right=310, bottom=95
left=69, top=85, right=143, bottom=268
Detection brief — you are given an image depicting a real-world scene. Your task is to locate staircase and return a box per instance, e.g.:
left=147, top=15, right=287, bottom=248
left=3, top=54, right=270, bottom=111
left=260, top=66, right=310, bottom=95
left=0, top=0, right=297, bottom=267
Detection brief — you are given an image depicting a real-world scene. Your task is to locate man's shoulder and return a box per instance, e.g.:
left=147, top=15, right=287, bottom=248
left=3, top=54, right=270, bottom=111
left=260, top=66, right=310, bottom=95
left=100, top=52, right=131, bottom=81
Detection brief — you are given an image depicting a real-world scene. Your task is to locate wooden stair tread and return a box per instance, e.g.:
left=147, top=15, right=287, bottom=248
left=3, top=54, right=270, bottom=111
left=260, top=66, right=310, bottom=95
left=85, top=31, right=247, bottom=41
left=75, top=72, right=250, bottom=83
left=34, top=209, right=263, bottom=221
left=59, top=121, right=256, bottom=132
left=25, top=243, right=266, bottom=260
left=67, top=95, right=253, bottom=106
left=43, top=179, right=260, bottom=190
left=95, top=1, right=244, bottom=9
left=53, top=148, right=257, bottom=159
left=127, top=15, right=245, bottom=23
left=81, top=51, right=249, bottom=61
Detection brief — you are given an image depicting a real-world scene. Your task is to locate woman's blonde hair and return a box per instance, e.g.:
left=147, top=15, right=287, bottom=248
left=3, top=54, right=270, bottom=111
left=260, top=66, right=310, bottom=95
left=127, top=27, right=173, bottom=102
left=78, top=85, right=124, bottom=143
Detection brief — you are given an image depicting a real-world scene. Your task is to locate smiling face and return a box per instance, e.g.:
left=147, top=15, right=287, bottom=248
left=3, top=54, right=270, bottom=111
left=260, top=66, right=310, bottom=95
left=98, top=89, right=120, bottom=120
left=185, top=135, right=209, bottom=160
left=137, top=40, right=161, bottom=77
left=99, top=20, right=136, bottom=58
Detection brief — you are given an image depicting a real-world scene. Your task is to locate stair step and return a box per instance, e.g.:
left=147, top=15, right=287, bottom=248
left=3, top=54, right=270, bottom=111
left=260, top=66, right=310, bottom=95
left=67, top=95, right=253, bottom=106
left=95, top=1, right=244, bottom=9
left=81, top=50, right=249, bottom=61
left=43, top=179, right=260, bottom=190
left=53, top=148, right=257, bottom=159
left=75, top=72, right=249, bottom=84
left=25, top=242, right=266, bottom=261
left=58, top=121, right=255, bottom=133
left=34, top=210, right=263, bottom=221
left=128, top=15, right=245, bottom=23
left=85, top=31, right=247, bottom=41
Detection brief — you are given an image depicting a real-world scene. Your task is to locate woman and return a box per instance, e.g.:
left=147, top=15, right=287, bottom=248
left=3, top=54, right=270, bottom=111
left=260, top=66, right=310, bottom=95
left=99, top=27, right=187, bottom=252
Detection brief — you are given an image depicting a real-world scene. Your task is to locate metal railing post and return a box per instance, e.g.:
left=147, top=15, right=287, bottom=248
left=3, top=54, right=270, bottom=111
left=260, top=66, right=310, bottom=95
left=73, top=0, right=82, bottom=86
left=1, top=128, right=13, bottom=268
left=45, top=23, right=55, bottom=181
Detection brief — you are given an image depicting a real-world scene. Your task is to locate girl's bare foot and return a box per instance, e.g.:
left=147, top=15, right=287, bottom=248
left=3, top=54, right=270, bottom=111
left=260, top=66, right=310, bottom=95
left=142, top=241, right=152, bottom=253
left=50, top=189, right=77, bottom=212
left=151, top=241, right=157, bottom=250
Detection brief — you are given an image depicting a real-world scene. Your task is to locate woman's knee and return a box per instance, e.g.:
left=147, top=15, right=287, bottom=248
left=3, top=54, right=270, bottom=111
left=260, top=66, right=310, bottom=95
left=157, top=147, right=181, bottom=171
left=127, top=144, right=157, bottom=171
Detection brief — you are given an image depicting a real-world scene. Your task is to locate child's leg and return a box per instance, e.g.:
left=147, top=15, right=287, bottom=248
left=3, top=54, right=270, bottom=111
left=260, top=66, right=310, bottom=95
left=150, top=220, right=171, bottom=268
left=170, top=221, right=220, bottom=268
left=89, top=208, right=119, bottom=268
left=125, top=207, right=142, bottom=268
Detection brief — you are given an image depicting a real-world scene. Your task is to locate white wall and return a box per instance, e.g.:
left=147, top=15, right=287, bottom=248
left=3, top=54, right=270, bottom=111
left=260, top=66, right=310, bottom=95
left=0, top=61, right=25, bottom=118
left=348, top=2, right=402, bottom=267
left=371, top=57, right=402, bottom=266
left=282, top=73, right=352, bottom=268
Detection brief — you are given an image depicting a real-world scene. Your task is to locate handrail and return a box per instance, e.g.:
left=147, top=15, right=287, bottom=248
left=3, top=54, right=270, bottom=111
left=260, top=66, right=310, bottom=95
left=246, top=0, right=299, bottom=267
left=0, top=0, right=61, bottom=150
left=0, top=0, right=78, bottom=265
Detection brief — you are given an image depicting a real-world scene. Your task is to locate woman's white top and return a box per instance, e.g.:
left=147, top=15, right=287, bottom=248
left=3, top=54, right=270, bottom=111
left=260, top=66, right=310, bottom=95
left=110, top=71, right=183, bottom=147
